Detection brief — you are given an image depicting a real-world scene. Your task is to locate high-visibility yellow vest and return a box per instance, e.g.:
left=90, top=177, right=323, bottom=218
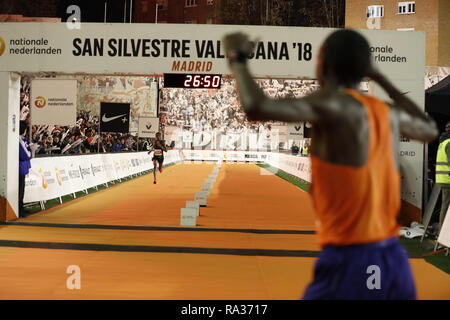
left=436, top=139, right=450, bottom=184
left=302, top=146, right=308, bottom=156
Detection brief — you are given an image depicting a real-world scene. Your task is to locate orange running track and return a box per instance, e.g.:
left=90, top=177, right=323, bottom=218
left=0, top=162, right=448, bottom=299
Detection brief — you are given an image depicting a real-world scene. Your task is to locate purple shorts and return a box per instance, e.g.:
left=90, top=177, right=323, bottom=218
left=302, top=237, right=416, bottom=300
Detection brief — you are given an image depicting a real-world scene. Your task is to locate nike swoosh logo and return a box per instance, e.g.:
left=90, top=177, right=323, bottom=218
left=102, top=113, right=127, bottom=123
left=401, top=91, right=410, bottom=96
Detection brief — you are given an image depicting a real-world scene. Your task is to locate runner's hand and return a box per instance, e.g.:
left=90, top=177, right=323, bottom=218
left=223, top=32, right=254, bottom=61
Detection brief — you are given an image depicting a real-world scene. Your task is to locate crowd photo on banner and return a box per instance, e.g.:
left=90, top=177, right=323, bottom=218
left=20, top=75, right=320, bottom=156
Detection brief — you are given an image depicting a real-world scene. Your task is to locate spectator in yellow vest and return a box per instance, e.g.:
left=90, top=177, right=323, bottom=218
left=302, top=144, right=309, bottom=157
left=436, top=121, right=450, bottom=232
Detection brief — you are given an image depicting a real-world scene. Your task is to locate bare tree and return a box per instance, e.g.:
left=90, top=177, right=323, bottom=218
left=218, top=0, right=264, bottom=25
left=217, top=0, right=344, bottom=28
left=320, top=0, right=345, bottom=27
left=0, top=0, right=59, bottom=17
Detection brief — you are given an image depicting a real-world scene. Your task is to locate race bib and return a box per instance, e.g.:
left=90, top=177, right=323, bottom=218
left=154, top=149, right=163, bottom=156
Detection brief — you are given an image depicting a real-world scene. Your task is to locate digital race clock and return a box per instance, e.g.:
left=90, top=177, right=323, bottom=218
left=163, top=73, right=222, bottom=89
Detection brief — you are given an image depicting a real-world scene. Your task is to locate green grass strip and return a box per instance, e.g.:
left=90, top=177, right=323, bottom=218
left=399, top=238, right=449, bottom=274
left=257, top=163, right=310, bottom=192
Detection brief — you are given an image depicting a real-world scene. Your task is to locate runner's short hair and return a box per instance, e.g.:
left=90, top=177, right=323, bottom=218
left=322, top=29, right=371, bottom=85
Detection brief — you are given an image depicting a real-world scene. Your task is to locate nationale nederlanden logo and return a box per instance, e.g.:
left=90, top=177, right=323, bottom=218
left=35, top=96, right=47, bottom=108
left=0, top=37, right=5, bottom=56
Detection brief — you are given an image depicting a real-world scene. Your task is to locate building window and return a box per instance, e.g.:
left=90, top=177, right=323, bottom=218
left=398, top=2, right=415, bottom=14
left=185, top=0, right=198, bottom=7
left=366, top=5, right=384, bottom=18
left=207, top=0, right=214, bottom=5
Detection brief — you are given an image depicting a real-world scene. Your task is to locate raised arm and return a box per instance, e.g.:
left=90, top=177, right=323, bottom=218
left=223, top=32, right=325, bottom=123
left=368, top=69, right=438, bottom=142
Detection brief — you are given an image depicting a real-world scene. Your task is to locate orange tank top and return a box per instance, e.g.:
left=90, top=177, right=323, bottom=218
left=310, top=89, right=401, bottom=247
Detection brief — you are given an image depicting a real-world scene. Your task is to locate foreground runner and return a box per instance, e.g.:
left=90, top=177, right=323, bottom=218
left=148, top=132, right=167, bottom=184
left=224, top=29, right=438, bottom=299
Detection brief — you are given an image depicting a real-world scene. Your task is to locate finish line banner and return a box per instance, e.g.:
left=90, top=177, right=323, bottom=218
left=6, top=22, right=425, bottom=212
left=0, top=23, right=424, bottom=81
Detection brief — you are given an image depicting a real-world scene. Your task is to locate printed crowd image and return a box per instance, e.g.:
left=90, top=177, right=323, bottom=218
left=21, top=75, right=319, bottom=156
left=1, top=0, right=449, bottom=307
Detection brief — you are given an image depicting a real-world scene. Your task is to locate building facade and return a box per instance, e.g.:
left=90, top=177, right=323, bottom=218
left=134, top=0, right=219, bottom=24
left=345, top=0, right=450, bottom=67
left=0, top=15, right=60, bottom=22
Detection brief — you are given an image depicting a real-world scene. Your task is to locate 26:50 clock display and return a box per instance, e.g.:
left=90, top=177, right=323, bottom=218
left=163, top=73, right=222, bottom=89
left=184, top=74, right=221, bottom=88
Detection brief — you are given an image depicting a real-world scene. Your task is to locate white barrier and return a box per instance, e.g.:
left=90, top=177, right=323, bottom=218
left=24, top=150, right=182, bottom=203
left=186, top=200, right=200, bottom=217
left=195, top=191, right=208, bottom=206
left=181, top=150, right=311, bottom=182
left=180, top=208, right=197, bottom=226
left=437, top=206, right=450, bottom=249
left=201, top=184, right=211, bottom=195
left=24, top=149, right=310, bottom=204
left=181, top=150, right=268, bottom=162
left=264, top=152, right=312, bottom=183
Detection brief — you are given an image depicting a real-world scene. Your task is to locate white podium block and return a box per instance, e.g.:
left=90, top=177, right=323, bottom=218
left=186, top=200, right=200, bottom=216
left=201, top=184, right=211, bottom=195
left=195, top=191, right=208, bottom=206
left=202, top=183, right=211, bottom=190
left=180, top=208, right=197, bottom=226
